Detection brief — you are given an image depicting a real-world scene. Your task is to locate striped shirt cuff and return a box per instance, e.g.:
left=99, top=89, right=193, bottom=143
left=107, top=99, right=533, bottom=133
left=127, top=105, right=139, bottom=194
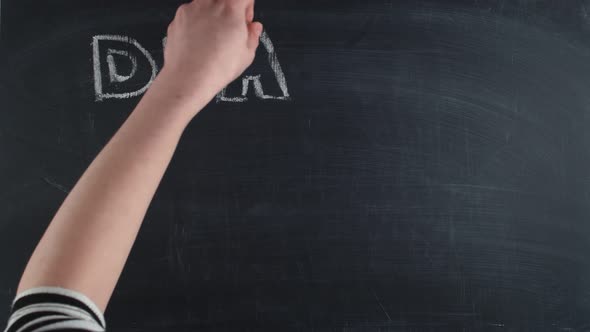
left=4, top=287, right=106, bottom=332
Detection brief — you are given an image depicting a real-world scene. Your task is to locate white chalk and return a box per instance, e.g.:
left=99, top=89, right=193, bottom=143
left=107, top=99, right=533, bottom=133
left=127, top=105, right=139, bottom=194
left=92, top=35, right=158, bottom=101
left=93, top=31, right=291, bottom=103
left=106, top=49, right=138, bottom=83
left=216, top=30, right=291, bottom=103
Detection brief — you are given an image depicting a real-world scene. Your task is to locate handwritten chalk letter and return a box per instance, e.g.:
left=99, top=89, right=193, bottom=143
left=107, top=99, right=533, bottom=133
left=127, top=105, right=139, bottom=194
left=93, top=35, right=158, bottom=101
left=106, top=49, right=138, bottom=83
left=92, top=32, right=290, bottom=103
left=216, top=31, right=291, bottom=103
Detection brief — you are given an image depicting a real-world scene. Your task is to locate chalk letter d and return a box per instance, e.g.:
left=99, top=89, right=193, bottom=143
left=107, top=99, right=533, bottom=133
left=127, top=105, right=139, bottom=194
left=92, top=35, right=158, bottom=101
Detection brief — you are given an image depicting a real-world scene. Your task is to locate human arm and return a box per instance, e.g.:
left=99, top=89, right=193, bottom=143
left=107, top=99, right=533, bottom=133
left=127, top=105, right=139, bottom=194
left=15, top=0, right=263, bottom=313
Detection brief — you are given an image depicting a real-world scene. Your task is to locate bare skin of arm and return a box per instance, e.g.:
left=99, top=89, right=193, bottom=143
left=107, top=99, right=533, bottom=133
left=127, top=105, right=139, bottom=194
left=16, top=0, right=263, bottom=312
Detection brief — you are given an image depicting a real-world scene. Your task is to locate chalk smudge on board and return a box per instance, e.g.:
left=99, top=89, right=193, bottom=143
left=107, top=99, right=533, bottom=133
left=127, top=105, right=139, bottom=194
left=372, top=289, right=392, bottom=322
left=43, top=177, right=70, bottom=194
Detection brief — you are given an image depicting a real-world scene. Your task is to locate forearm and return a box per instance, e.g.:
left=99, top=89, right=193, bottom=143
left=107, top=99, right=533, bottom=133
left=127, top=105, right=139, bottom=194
left=15, top=0, right=262, bottom=316
left=17, top=72, right=208, bottom=312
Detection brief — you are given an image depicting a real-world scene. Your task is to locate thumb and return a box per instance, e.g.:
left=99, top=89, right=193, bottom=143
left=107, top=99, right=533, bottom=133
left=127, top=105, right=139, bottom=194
left=247, top=22, right=263, bottom=50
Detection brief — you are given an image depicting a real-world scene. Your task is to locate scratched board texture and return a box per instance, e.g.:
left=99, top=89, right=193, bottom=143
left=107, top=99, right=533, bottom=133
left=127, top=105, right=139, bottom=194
left=1, top=0, right=590, bottom=331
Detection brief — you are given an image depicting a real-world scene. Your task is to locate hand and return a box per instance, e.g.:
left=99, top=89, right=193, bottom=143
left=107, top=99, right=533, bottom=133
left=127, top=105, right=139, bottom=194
left=158, top=0, right=263, bottom=108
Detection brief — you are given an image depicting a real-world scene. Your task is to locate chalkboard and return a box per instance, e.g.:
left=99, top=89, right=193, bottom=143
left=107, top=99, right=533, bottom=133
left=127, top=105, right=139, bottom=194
left=1, top=0, right=590, bottom=330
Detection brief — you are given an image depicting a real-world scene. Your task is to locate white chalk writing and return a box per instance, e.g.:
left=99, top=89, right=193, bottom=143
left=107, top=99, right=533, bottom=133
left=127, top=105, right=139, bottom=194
left=92, top=31, right=290, bottom=103
left=106, top=49, right=138, bottom=83
left=216, top=31, right=290, bottom=103
left=92, top=35, right=158, bottom=101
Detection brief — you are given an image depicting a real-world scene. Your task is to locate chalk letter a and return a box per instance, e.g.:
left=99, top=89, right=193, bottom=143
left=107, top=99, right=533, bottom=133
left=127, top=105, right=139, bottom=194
left=217, top=30, right=291, bottom=102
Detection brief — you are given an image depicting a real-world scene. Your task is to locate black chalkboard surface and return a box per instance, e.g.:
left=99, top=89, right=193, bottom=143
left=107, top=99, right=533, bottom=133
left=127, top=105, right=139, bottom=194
left=1, top=0, right=590, bottom=330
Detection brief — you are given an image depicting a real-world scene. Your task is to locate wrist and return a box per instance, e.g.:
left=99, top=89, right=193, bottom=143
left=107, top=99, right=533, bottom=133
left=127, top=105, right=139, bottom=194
left=143, top=68, right=218, bottom=120
left=157, top=66, right=220, bottom=105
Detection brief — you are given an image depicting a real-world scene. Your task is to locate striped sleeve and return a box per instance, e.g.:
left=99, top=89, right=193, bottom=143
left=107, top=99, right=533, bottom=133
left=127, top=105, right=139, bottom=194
left=4, top=287, right=106, bottom=332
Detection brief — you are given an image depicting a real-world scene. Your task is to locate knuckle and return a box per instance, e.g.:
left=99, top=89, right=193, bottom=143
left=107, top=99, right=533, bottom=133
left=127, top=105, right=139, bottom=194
left=175, top=5, right=186, bottom=17
left=178, top=2, right=196, bottom=15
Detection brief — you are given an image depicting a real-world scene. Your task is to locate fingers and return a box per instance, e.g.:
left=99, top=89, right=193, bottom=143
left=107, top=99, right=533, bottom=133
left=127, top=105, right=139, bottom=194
left=221, top=0, right=253, bottom=12
left=247, top=21, right=263, bottom=50
left=235, top=0, right=254, bottom=8
left=192, top=0, right=254, bottom=21
left=246, top=0, right=254, bottom=22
